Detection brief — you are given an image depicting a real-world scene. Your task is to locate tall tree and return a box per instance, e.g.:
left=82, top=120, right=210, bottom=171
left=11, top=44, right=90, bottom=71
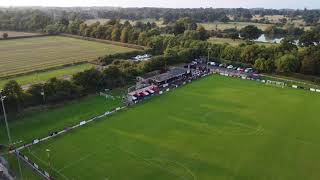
left=138, top=32, right=148, bottom=46
left=197, top=25, right=208, bottom=41
left=2, top=80, right=25, bottom=112
left=240, top=25, right=262, bottom=41
left=276, top=54, right=300, bottom=73
left=120, top=27, right=129, bottom=43
left=2, top=32, right=8, bottom=39
left=111, top=27, right=121, bottom=41
left=299, top=30, right=320, bottom=47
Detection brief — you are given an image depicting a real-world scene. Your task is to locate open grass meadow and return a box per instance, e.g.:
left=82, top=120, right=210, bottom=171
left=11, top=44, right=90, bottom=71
left=0, top=63, right=93, bottom=88
left=199, top=22, right=272, bottom=31
left=11, top=75, right=320, bottom=180
left=0, top=36, right=136, bottom=77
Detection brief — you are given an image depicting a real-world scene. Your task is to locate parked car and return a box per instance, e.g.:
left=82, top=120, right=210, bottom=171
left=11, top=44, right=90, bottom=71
left=245, top=68, right=253, bottom=73
left=207, top=61, right=217, bottom=66
left=237, top=67, right=244, bottom=72
left=227, top=65, right=234, bottom=69
left=219, top=63, right=227, bottom=68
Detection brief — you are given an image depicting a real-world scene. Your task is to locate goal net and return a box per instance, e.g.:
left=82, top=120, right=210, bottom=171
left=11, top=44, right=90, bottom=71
left=266, top=80, right=286, bottom=88
left=99, top=92, right=115, bottom=100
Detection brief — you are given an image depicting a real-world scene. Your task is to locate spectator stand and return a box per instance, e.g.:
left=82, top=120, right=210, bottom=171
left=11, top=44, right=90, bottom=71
left=126, top=67, right=192, bottom=104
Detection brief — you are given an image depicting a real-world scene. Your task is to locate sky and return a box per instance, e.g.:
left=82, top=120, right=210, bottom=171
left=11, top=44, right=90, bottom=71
left=1, top=0, right=320, bottom=9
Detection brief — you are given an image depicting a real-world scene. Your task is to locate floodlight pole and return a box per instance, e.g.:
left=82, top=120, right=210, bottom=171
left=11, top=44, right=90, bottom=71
left=207, top=47, right=211, bottom=71
left=0, top=90, right=23, bottom=179
left=41, top=86, right=46, bottom=104
left=0, top=91, right=12, bottom=145
left=37, top=73, right=45, bottom=104
left=46, top=149, right=52, bottom=170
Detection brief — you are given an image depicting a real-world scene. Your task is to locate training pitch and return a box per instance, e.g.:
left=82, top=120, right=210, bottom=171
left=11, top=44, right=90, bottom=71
left=17, top=75, right=320, bottom=180
left=0, top=36, right=136, bottom=77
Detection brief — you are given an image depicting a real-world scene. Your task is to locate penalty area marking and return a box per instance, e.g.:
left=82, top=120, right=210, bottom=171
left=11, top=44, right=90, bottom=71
left=146, top=158, right=197, bottom=180
left=57, top=151, right=98, bottom=172
left=27, top=148, right=70, bottom=180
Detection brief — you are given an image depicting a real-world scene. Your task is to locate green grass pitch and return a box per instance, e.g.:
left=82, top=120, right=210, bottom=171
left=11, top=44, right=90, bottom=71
left=0, top=36, right=136, bottom=77
left=8, top=75, right=320, bottom=180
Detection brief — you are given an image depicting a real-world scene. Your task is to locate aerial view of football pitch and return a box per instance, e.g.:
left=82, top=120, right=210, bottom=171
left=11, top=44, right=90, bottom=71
left=0, top=36, right=136, bottom=77
left=10, top=75, right=320, bottom=180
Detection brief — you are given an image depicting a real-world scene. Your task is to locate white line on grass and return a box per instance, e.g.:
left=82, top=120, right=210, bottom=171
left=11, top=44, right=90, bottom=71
left=107, top=144, right=191, bottom=180
left=146, top=158, right=197, bottom=180
left=28, top=148, right=70, bottom=180
left=57, top=151, right=98, bottom=172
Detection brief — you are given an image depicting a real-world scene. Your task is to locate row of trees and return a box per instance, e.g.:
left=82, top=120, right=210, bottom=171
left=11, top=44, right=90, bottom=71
left=2, top=8, right=319, bottom=33
left=45, top=17, right=210, bottom=47
left=77, top=20, right=159, bottom=45
left=0, top=9, right=53, bottom=31
left=96, top=25, right=320, bottom=76
left=145, top=30, right=320, bottom=76
left=1, top=60, right=146, bottom=114
left=2, top=25, right=320, bottom=115
left=206, top=37, right=320, bottom=75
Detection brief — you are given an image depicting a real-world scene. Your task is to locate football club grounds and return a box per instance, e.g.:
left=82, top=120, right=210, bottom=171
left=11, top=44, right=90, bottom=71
left=14, top=75, right=320, bottom=180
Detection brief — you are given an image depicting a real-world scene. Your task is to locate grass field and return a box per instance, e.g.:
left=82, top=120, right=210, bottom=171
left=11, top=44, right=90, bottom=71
left=0, top=36, right=135, bottom=77
left=0, top=63, right=93, bottom=88
left=0, top=93, right=123, bottom=180
left=0, top=93, right=123, bottom=146
left=252, top=15, right=286, bottom=23
left=199, top=22, right=272, bottom=31
left=0, top=31, right=41, bottom=39
left=208, top=37, right=274, bottom=46
left=12, top=75, right=320, bottom=180
left=251, top=15, right=314, bottom=31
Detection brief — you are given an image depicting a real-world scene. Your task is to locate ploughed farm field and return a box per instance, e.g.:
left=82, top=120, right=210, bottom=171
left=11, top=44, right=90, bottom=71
left=0, top=36, right=136, bottom=77
left=19, top=75, right=320, bottom=180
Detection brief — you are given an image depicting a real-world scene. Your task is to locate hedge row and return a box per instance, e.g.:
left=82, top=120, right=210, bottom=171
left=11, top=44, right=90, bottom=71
left=0, top=34, right=49, bottom=41
left=60, top=34, right=148, bottom=50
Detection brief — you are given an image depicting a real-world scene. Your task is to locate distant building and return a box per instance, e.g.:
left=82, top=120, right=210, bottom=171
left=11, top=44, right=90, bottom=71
left=149, top=67, right=189, bottom=86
